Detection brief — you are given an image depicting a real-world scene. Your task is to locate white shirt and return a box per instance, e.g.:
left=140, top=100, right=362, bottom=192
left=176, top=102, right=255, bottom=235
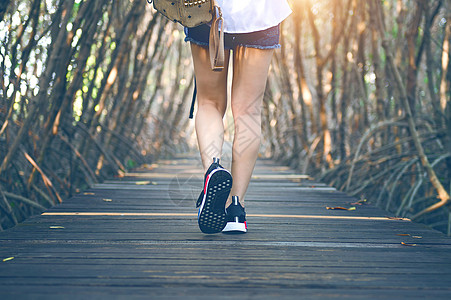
left=216, top=0, right=292, bottom=33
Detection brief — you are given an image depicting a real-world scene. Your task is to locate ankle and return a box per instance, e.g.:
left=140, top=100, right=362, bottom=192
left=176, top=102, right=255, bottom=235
left=226, top=195, right=244, bottom=208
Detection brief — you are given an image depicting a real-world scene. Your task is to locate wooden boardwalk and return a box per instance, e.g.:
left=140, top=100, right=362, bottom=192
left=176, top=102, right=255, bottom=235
left=1, top=156, right=451, bottom=299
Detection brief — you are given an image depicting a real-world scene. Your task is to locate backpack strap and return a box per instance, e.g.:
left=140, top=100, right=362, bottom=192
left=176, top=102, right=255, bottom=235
left=209, top=2, right=224, bottom=71
left=189, top=77, right=197, bottom=119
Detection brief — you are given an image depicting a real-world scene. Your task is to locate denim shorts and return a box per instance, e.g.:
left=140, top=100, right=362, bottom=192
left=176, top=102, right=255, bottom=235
left=184, top=24, right=281, bottom=50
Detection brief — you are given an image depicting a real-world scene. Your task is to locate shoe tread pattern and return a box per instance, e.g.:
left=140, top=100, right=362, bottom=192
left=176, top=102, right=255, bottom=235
left=198, top=170, right=232, bottom=234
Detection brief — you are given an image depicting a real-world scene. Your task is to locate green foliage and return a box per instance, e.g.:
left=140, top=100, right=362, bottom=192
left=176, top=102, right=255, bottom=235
left=127, top=159, right=137, bottom=169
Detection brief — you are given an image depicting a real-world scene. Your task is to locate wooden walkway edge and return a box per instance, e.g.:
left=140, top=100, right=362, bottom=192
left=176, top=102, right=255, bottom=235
left=1, top=156, right=451, bottom=299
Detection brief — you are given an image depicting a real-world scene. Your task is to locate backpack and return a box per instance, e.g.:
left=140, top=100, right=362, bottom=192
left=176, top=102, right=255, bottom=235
left=149, top=0, right=214, bottom=28
left=148, top=0, right=224, bottom=71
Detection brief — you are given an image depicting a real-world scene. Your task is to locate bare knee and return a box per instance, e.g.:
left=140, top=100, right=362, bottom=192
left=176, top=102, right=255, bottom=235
left=231, top=93, right=263, bottom=121
left=197, top=96, right=227, bottom=118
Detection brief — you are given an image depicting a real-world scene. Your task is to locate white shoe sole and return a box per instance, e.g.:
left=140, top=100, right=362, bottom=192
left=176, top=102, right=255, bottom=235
left=222, top=221, right=247, bottom=233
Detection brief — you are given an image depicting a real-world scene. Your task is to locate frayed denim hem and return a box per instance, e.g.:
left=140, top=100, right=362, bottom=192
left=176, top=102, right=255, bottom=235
left=184, top=37, right=281, bottom=50
left=241, top=44, right=281, bottom=50
left=184, top=24, right=281, bottom=50
left=184, top=37, right=209, bottom=48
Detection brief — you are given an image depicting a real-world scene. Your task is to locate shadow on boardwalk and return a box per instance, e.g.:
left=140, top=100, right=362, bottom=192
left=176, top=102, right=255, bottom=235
left=1, top=156, right=451, bottom=299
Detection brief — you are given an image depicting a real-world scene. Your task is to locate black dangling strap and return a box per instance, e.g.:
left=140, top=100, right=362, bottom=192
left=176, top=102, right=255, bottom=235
left=189, top=77, right=197, bottom=119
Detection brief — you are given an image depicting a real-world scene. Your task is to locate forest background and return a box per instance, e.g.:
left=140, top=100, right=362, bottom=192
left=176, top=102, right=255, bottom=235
left=0, top=0, right=450, bottom=234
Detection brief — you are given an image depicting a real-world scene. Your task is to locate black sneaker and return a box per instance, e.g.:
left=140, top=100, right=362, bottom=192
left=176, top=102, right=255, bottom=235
left=196, top=157, right=223, bottom=207
left=222, top=196, right=247, bottom=233
left=196, top=158, right=232, bottom=234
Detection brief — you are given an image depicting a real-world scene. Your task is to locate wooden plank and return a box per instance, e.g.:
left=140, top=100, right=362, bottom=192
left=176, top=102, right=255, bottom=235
left=124, top=173, right=312, bottom=180
left=41, top=212, right=411, bottom=222
left=1, top=156, right=451, bottom=299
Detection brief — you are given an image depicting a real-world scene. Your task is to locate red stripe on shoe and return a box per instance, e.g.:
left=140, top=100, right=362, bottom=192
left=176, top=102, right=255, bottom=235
left=204, top=174, right=210, bottom=194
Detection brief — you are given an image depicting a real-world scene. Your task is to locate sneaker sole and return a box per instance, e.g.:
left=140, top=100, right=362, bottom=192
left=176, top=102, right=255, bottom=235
left=222, top=221, right=247, bottom=234
left=198, top=168, right=232, bottom=234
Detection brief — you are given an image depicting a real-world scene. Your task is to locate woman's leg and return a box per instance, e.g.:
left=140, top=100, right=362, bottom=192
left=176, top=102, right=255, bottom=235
left=229, top=46, right=274, bottom=205
left=190, top=43, right=231, bottom=171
